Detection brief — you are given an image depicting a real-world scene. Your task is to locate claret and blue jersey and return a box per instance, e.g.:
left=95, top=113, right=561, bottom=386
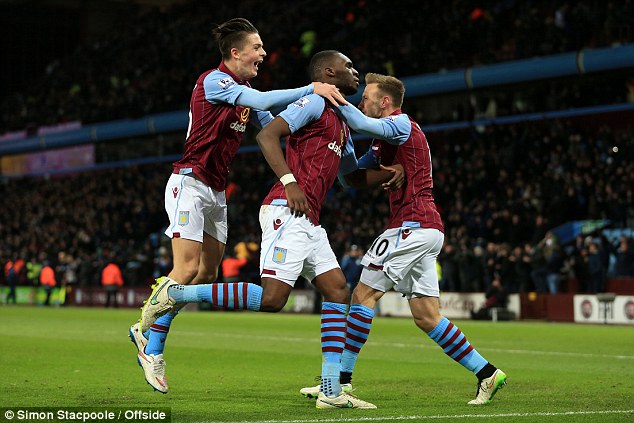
left=262, top=94, right=358, bottom=225
left=173, top=63, right=314, bottom=192
left=337, top=104, right=444, bottom=232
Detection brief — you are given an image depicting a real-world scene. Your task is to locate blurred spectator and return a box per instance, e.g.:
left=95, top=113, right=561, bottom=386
left=586, top=241, right=605, bottom=293
left=102, top=260, right=124, bottom=308
left=340, top=244, right=364, bottom=292
left=531, top=232, right=563, bottom=293
left=470, top=274, right=509, bottom=320
left=40, top=262, right=56, bottom=306
left=221, top=244, right=250, bottom=283
left=614, top=236, right=634, bottom=277
left=4, top=257, right=17, bottom=304
left=154, top=246, right=173, bottom=279
left=439, top=243, right=459, bottom=292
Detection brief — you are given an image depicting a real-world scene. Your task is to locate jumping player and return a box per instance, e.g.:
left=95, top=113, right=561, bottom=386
left=130, top=18, right=345, bottom=394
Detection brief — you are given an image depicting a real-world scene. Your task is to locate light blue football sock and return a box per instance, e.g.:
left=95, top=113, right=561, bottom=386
left=145, top=309, right=179, bottom=355
left=341, top=303, right=374, bottom=374
left=428, top=316, right=487, bottom=374
left=320, top=302, right=348, bottom=397
left=168, top=283, right=262, bottom=311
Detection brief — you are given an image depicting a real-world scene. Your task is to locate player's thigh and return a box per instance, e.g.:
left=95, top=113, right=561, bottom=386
left=408, top=295, right=442, bottom=332
left=260, top=276, right=294, bottom=312
left=313, top=268, right=349, bottom=303
left=259, top=206, right=311, bottom=286
left=169, top=237, right=202, bottom=284
left=193, top=232, right=226, bottom=285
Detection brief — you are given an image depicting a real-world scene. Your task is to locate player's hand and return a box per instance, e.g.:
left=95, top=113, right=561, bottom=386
left=380, top=164, right=405, bottom=191
left=284, top=183, right=311, bottom=218
left=313, top=82, right=348, bottom=106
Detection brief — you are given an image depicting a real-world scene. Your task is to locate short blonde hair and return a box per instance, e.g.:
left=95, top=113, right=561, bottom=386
left=365, top=73, right=405, bottom=108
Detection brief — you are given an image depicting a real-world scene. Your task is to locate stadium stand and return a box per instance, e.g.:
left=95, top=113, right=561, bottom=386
left=1, top=0, right=633, bottom=303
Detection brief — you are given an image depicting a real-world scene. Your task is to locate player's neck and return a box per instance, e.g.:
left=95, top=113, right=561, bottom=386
left=223, top=60, right=246, bottom=82
left=381, top=107, right=398, bottom=118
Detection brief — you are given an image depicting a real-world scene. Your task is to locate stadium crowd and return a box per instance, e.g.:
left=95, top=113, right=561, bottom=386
left=2, top=121, right=633, bottom=299
left=1, top=0, right=633, bottom=131
left=2, top=0, right=634, bottom=301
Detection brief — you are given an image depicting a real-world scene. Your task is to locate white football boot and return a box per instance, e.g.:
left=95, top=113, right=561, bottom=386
left=468, top=369, right=507, bottom=405
left=140, top=277, right=178, bottom=332
left=137, top=350, right=168, bottom=394
left=316, top=391, right=376, bottom=409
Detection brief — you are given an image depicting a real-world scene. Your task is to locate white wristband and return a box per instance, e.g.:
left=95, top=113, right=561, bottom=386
left=280, top=173, right=297, bottom=186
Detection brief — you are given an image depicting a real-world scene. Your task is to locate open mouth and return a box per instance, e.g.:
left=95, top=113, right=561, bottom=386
left=254, top=60, right=263, bottom=70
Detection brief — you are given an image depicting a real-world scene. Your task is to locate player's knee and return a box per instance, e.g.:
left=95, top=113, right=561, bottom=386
left=197, top=269, right=218, bottom=284
left=322, top=283, right=350, bottom=304
left=259, top=296, right=287, bottom=313
left=413, top=314, right=438, bottom=333
left=172, top=264, right=199, bottom=285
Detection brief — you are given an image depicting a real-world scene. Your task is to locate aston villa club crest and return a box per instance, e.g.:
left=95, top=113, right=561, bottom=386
left=178, top=211, right=190, bottom=226
left=272, top=247, right=287, bottom=264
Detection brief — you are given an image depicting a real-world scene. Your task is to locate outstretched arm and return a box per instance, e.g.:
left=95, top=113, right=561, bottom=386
left=235, top=83, right=346, bottom=110
left=338, top=104, right=411, bottom=145
left=256, top=117, right=310, bottom=218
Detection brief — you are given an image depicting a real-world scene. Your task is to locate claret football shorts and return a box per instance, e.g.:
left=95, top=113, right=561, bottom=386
left=259, top=204, right=339, bottom=286
left=360, top=227, right=444, bottom=298
left=164, top=173, right=228, bottom=244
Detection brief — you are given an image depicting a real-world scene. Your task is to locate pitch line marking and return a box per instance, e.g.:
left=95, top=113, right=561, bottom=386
left=178, top=331, right=634, bottom=360
left=198, top=409, right=634, bottom=423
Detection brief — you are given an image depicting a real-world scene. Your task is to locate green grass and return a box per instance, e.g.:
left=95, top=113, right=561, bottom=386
left=1, top=306, right=633, bottom=422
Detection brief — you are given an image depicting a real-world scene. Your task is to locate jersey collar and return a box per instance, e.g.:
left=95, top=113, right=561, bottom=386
left=218, top=62, right=246, bottom=85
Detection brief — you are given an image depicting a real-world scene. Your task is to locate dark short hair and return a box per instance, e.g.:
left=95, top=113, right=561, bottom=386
left=308, top=50, right=341, bottom=80
left=213, top=18, right=259, bottom=59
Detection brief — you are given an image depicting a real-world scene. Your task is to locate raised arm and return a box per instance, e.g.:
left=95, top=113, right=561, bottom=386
left=255, top=117, right=310, bottom=218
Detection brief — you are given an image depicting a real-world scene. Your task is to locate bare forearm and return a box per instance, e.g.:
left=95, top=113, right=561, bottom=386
left=345, top=169, right=395, bottom=188
left=257, top=136, right=291, bottom=178
left=255, top=117, right=293, bottom=179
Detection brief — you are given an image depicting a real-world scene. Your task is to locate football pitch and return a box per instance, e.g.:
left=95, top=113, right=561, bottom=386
left=1, top=306, right=632, bottom=423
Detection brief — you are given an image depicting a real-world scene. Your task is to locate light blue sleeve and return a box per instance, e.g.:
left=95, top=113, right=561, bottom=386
left=357, top=147, right=379, bottom=169
left=337, top=135, right=359, bottom=188
left=278, top=94, right=325, bottom=133
left=250, top=110, right=275, bottom=129
left=204, top=71, right=314, bottom=110
left=338, top=136, right=359, bottom=176
left=338, top=104, right=411, bottom=145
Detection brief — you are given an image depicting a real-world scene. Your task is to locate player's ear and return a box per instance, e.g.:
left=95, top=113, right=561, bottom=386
left=324, top=66, right=336, bottom=77
left=230, top=47, right=240, bottom=60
